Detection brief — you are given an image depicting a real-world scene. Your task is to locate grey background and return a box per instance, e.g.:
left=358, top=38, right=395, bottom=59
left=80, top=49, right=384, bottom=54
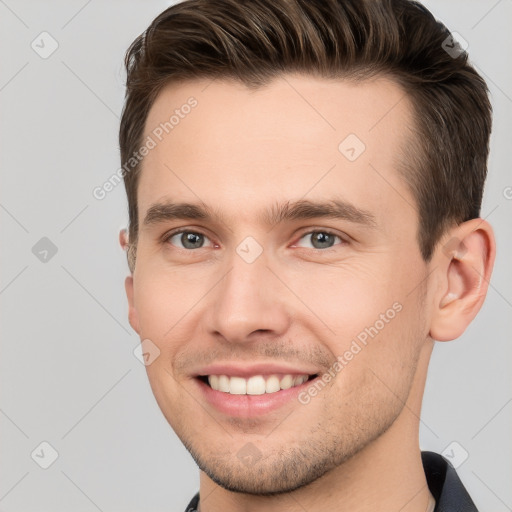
left=1, top=1, right=511, bottom=511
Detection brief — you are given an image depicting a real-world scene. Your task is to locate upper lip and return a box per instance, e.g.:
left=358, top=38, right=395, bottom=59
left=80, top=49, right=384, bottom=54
left=194, top=362, right=320, bottom=378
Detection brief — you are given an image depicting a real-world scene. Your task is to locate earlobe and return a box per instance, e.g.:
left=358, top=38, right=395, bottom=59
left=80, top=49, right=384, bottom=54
left=125, top=275, right=140, bottom=335
left=429, top=219, right=495, bottom=342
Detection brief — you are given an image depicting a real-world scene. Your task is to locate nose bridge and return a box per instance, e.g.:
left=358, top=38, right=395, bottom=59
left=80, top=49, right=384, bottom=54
left=207, top=239, right=290, bottom=342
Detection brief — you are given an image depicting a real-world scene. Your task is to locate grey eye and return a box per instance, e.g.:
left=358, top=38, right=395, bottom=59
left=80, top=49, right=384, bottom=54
left=296, top=231, right=341, bottom=250
left=169, top=231, right=212, bottom=250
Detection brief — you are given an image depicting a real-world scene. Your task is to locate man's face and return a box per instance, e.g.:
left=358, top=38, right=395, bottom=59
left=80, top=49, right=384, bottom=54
left=126, top=75, right=433, bottom=494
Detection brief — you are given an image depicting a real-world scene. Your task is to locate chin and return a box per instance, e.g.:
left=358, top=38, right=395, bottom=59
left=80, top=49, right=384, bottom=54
left=184, top=440, right=354, bottom=496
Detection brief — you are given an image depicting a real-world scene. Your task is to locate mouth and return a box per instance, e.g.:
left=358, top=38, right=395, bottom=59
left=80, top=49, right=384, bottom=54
left=192, top=363, right=323, bottom=417
left=197, top=373, right=319, bottom=396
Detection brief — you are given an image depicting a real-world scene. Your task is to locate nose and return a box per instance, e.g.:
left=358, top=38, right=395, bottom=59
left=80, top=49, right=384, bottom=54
left=205, top=247, right=291, bottom=344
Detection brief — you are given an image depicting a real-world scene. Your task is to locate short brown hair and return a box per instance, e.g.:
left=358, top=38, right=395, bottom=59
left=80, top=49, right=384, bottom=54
left=119, top=0, right=492, bottom=272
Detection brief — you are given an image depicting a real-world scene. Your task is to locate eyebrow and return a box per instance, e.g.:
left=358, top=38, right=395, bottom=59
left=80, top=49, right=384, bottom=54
left=142, top=198, right=378, bottom=229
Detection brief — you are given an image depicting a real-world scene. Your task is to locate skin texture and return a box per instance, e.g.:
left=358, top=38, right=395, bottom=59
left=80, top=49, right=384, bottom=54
left=120, top=74, right=495, bottom=511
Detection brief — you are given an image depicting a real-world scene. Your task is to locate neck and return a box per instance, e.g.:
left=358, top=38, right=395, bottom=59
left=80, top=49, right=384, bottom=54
left=198, top=340, right=435, bottom=512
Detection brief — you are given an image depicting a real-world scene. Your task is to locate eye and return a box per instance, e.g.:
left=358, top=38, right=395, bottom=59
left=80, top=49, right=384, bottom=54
left=165, top=230, right=215, bottom=250
left=164, top=228, right=345, bottom=251
left=295, top=230, right=345, bottom=250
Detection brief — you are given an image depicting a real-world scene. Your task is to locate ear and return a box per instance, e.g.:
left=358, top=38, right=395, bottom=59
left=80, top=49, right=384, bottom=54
left=119, top=228, right=140, bottom=334
left=124, top=275, right=141, bottom=335
left=119, top=228, right=129, bottom=251
left=429, top=218, right=496, bottom=341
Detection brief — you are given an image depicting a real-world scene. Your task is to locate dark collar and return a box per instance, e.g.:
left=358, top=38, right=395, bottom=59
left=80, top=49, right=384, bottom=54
left=185, top=491, right=199, bottom=512
left=185, top=451, right=479, bottom=511
left=422, top=451, right=478, bottom=511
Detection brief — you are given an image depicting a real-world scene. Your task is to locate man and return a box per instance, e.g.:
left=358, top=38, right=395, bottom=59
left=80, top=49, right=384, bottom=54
left=118, top=0, right=495, bottom=510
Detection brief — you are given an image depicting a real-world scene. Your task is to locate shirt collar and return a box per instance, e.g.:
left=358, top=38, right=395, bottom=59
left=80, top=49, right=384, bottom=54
left=422, top=451, right=479, bottom=512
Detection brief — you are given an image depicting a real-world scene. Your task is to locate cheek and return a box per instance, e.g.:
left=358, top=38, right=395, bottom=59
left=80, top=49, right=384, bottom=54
left=328, top=288, right=426, bottom=409
left=295, top=260, right=426, bottom=385
left=143, top=362, right=186, bottom=437
left=287, top=261, right=402, bottom=337
left=133, top=268, right=204, bottom=336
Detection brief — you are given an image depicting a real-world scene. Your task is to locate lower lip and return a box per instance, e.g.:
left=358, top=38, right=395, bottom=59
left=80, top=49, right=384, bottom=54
left=194, top=377, right=317, bottom=417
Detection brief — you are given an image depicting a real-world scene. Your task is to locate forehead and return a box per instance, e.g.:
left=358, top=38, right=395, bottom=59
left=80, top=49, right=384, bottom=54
left=138, top=74, right=417, bottom=233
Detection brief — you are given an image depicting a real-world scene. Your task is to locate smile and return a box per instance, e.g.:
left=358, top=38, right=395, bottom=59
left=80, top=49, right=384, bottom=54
left=202, top=373, right=318, bottom=395
left=193, top=363, right=322, bottom=416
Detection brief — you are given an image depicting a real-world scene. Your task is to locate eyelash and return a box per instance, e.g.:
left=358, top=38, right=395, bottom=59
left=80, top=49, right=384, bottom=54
left=162, top=227, right=347, bottom=252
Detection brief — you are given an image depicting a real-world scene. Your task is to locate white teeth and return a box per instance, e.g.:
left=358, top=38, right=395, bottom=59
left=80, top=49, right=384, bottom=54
left=294, top=375, right=307, bottom=386
left=218, top=375, right=230, bottom=393
left=229, top=376, right=247, bottom=395
left=265, top=375, right=280, bottom=393
left=206, top=373, right=311, bottom=395
left=208, top=375, right=219, bottom=391
left=246, top=376, right=266, bottom=395
left=280, top=375, right=293, bottom=390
